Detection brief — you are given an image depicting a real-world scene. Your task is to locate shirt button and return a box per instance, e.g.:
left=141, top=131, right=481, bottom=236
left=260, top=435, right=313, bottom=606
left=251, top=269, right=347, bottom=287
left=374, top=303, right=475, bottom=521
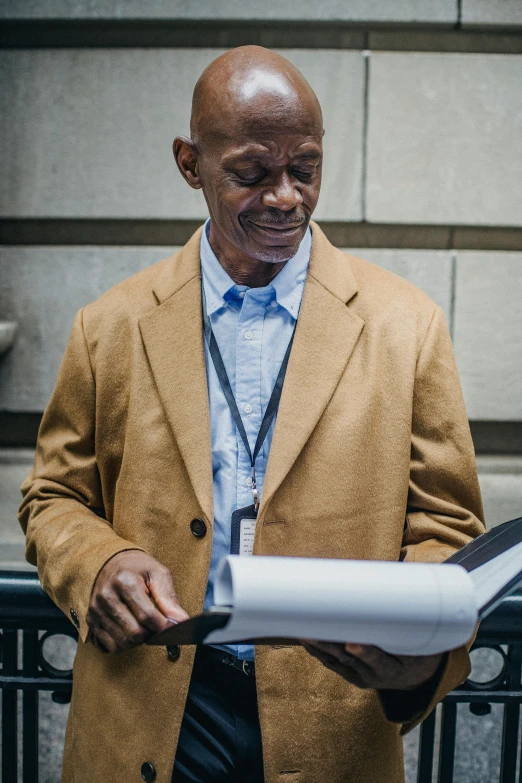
left=239, top=291, right=246, bottom=298
left=244, top=403, right=253, bottom=414
left=244, top=330, right=253, bottom=340
left=245, top=476, right=253, bottom=487
left=271, top=301, right=278, bottom=308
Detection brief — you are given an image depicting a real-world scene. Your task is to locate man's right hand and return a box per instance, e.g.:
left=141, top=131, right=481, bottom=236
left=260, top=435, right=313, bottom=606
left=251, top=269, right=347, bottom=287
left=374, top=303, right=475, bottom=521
left=86, top=550, right=189, bottom=653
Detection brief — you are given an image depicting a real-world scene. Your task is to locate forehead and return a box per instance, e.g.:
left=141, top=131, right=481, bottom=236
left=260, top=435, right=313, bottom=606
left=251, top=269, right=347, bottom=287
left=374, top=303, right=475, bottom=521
left=198, top=76, right=323, bottom=152
left=202, top=109, right=323, bottom=163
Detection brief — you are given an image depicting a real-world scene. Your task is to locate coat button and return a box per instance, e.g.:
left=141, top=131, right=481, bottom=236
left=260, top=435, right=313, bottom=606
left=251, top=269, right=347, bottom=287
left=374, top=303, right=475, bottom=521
left=190, top=518, right=207, bottom=538
left=141, top=761, right=156, bottom=782
left=166, top=645, right=180, bottom=662
left=70, top=609, right=80, bottom=628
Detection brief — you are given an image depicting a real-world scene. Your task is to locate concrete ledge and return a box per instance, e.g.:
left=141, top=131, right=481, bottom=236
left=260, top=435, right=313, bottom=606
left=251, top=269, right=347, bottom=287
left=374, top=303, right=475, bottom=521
left=2, top=21, right=521, bottom=53
left=2, top=221, right=522, bottom=251
left=3, top=415, right=522, bottom=453
left=0, top=1, right=458, bottom=24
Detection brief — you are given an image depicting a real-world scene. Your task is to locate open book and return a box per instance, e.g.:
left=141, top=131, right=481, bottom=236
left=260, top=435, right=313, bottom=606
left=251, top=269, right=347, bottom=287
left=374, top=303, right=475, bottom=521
left=148, top=516, right=522, bottom=656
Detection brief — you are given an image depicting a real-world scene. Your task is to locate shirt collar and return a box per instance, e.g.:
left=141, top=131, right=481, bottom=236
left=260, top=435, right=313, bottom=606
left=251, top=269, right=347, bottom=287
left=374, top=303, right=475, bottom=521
left=270, top=227, right=311, bottom=319
left=200, top=218, right=311, bottom=320
left=200, top=220, right=237, bottom=316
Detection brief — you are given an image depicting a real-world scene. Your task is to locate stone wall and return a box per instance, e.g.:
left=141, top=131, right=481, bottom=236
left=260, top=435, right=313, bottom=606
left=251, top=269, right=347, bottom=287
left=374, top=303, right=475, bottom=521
left=0, top=5, right=521, bottom=778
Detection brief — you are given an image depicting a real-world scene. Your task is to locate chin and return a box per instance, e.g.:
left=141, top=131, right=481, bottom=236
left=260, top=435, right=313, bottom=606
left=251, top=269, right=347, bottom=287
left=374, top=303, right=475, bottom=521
left=237, top=218, right=308, bottom=264
left=248, top=234, right=304, bottom=264
left=254, top=247, right=299, bottom=264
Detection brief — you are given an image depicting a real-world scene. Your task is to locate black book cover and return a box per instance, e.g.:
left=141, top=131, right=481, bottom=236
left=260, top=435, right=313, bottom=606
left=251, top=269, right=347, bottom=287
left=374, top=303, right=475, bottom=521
left=148, top=516, right=522, bottom=647
left=444, top=515, right=522, bottom=572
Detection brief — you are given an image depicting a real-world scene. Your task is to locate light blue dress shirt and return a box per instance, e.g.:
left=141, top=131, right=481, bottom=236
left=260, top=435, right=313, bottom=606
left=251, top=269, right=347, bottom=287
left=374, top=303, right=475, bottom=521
left=200, top=219, right=311, bottom=660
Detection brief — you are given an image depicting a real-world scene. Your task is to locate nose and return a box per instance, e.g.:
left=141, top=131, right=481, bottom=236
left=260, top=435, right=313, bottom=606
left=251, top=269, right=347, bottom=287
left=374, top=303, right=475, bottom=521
left=261, top=172, right=303, bottom=212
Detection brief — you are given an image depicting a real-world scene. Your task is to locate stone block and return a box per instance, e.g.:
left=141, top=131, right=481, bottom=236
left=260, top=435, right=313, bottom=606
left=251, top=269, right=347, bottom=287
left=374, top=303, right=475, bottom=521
left=462, top=1, right=522, bottom=27
left=476, top=457, right=522, bottom=528
left=0, top=48, right=363, bottom=222
left=0, top=449, right=35, bottom=569
left=282, top=50, right=364, bottom=222
left=366, top=53, right=522, bottom=226
left=453, top=252, right=522, bottom=420
left=0, top=242, right=450, bottom=412
left=0, top=1, right=458, bottom=23
left=346, top=248, right=453, bottom=323
left=0, top=246, right=172, bottom=410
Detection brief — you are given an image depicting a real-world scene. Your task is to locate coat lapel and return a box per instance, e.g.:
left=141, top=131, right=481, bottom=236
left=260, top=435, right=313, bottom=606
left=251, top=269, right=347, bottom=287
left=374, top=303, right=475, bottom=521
left=138, top=222, right=363, bottom=523
left=138, top=228, right=214, bottom=524
left=260, top=223, right=364, bottom=515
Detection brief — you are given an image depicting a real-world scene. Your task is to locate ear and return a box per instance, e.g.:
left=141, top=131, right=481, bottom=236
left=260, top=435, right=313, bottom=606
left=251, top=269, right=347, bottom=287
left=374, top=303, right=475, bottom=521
left=173, top=136, right=203, bottom=190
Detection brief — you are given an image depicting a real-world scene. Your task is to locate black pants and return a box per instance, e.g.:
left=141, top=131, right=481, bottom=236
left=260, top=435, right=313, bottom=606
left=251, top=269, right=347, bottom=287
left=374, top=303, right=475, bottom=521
left=172, top=648, right=264, bottom=782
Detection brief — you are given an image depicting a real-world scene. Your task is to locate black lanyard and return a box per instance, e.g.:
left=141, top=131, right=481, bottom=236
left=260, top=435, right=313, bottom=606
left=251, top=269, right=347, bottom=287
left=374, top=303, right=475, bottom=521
left=202, top=285, right=295, bottom=510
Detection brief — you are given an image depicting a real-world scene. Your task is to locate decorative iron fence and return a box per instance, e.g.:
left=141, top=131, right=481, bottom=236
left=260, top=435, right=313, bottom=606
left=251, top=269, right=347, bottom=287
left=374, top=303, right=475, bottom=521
left=1, top=570, right=521, bottom=783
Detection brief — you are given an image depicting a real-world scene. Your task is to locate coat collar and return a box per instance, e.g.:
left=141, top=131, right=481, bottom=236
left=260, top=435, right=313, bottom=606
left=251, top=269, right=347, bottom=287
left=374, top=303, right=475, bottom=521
left=139, top=221, right=364, bottom=523
left=140, top=225, right=214, bottom=524
left=259, top=222, right=364, bottom=515
left=151, top=224, right=204, bottom=305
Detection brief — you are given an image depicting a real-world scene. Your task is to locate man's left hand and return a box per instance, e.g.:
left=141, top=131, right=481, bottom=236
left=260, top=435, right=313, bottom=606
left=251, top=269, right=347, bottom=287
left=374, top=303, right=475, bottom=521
left=302, top=641, right=443, bottom=691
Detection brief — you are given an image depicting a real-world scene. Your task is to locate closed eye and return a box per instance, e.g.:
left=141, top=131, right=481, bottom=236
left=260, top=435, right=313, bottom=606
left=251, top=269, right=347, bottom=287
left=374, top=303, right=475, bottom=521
left=292, top=169, right=314, bottom=180
left=232, top=167, right=267, bottom=185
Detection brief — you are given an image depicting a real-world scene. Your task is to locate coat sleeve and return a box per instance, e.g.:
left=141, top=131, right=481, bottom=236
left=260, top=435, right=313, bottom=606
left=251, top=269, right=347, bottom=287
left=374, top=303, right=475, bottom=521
left=381, top=305, right=485, bottom=733
left=18, top=309, right=144, bottom=643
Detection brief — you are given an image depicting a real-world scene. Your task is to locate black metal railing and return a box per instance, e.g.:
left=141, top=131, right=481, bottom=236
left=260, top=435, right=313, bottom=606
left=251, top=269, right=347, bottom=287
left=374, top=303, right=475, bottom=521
left=418, top=592, right=522, bottom=782
left=1, top=571, right=521, bottom=783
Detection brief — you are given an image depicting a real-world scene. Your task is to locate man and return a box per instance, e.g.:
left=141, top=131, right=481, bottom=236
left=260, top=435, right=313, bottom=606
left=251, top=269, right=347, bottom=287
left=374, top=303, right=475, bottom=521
left=19, top=46, right=484, bottom=783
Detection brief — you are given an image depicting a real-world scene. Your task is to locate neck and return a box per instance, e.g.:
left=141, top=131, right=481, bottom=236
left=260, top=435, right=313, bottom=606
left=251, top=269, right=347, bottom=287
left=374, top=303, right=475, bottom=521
left=217, top=256, right=287, bottom=288
left=208, top=223, right=288, bottom=288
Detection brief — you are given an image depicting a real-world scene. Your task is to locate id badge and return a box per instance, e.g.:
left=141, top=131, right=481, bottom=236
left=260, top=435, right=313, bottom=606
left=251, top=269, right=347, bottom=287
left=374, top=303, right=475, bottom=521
left=231, top=504, right=257, bottom=556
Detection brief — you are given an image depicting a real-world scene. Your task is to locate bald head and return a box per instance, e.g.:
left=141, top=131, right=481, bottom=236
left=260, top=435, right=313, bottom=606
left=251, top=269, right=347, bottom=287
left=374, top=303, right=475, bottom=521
left=191, top=46, right=323, bottom=147
left=174, top=46, right=324, bottom=269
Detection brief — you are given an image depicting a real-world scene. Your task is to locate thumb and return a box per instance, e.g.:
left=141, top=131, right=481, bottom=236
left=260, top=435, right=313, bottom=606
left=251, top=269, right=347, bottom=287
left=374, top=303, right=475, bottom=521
left=148, top=568, right=189, bottom=624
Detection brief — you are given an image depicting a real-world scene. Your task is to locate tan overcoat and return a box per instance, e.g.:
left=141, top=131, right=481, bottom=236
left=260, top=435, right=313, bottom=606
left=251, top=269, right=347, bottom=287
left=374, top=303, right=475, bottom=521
left=19, top=223, right=485, bottom=783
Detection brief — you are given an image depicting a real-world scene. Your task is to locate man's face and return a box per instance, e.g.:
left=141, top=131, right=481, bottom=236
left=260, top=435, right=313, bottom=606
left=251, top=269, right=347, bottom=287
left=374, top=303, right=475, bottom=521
left=197, top=125, right=323, bottom=263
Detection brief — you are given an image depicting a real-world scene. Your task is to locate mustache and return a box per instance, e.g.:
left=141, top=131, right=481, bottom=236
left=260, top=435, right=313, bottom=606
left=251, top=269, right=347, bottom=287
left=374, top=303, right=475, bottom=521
left=242, top=211, right=307, bottom=227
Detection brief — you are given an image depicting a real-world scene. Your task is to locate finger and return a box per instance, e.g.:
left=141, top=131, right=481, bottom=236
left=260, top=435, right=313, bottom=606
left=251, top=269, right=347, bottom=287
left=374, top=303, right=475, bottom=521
left=306, top=640, right=368, bottom=668
left=305, top=641, right=376, bottom=685
left=88, top=593, right=148, bottom=650
left=344, top=644, right=396, bottom=669
left=94, top=581, right=152, bottom=641
left=147, top=567, right=189, bottom=624
left=98, top=601, right=150, bottom=648
left=302, top=644, right=367, bottom=688
left=345, top=644, right=402, bottom=682
left=303, top=641, right=341, bottom=666
left=303, top=640, right=346, bottom=658
left=96, top=613, right=143, bottom=651
left=91, top=626, right=120, bottom=654
left=113, top=572, right=178, bottom=634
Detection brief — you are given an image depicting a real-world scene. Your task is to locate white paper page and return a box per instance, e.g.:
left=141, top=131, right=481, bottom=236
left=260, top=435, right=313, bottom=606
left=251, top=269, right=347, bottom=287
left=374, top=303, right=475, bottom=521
left=470, top=539, right=522, bottom=615
left=205, top=556, right=478, bottom=655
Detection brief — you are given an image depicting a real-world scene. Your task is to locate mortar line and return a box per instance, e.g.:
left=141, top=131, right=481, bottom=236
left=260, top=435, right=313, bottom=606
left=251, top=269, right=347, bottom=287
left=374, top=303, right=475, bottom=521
left=449, top=251, right=457, bottom=340
left=360, top=48, right=371, bottom=222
